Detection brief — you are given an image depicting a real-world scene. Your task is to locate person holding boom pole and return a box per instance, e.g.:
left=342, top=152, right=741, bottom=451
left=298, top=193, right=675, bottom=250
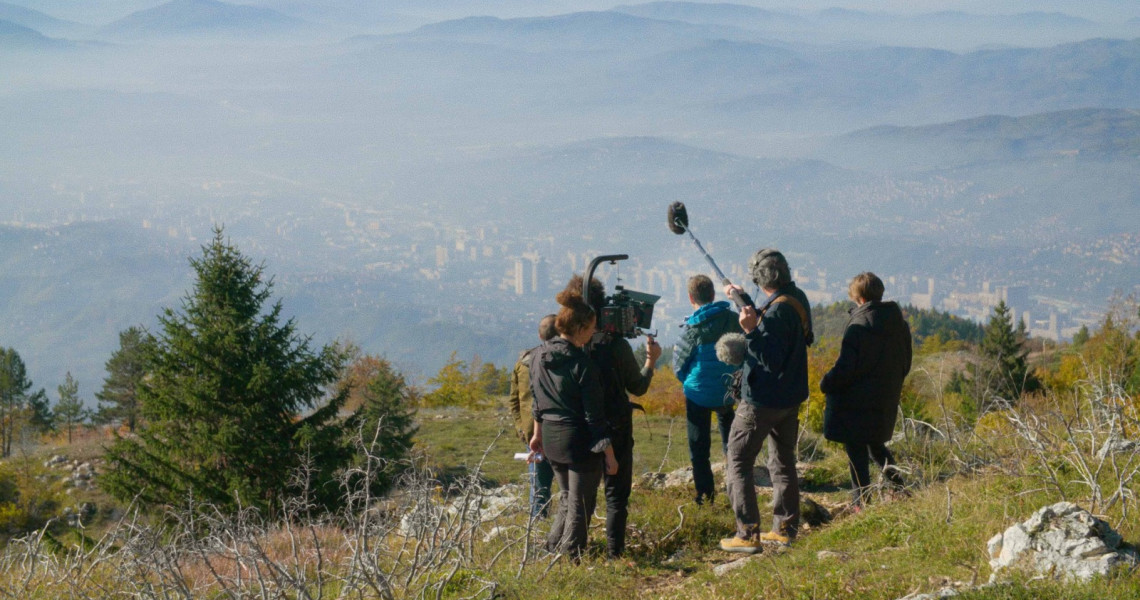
left=719, top=249, right=813, bottom=554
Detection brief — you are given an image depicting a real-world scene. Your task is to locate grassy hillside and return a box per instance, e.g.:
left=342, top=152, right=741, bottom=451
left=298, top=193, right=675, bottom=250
left=3, top=394, right=1134, bottom=599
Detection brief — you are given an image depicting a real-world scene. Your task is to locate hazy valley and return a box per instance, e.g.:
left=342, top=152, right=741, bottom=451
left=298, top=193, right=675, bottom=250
left=2, top=0, right=1139, bottom=395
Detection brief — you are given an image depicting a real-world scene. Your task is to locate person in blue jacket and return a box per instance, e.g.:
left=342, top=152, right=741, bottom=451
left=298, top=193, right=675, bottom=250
left=673, top=274, right=742, bottom=505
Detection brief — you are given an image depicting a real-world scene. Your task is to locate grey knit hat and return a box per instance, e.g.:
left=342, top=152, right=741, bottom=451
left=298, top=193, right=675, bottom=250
left=748, top=248, right=790, bottom=290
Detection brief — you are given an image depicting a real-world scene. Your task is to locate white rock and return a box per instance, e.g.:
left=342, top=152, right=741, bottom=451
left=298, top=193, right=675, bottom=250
left=987, top=502, right=1138, bottom=582
left=712, top=556, right=756, bottom=576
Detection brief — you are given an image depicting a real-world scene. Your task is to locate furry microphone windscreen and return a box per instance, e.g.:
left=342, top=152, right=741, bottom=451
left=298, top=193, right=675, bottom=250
left=715, top=333, right=747, bottom=366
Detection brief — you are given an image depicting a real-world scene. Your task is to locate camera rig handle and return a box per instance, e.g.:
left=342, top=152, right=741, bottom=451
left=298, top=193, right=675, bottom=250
left=582, top=254, right=629, bottom=301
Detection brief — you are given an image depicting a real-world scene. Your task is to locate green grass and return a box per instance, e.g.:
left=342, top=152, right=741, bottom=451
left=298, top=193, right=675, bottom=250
left=2, top=407, right=1135, bottom=599
left=414, top=406, right=696, bottom=487
left=413, top=408, right=1140, bottom=600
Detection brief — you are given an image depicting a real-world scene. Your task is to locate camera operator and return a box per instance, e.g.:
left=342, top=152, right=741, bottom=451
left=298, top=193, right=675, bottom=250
left=564, top=274, right=662, bottom=559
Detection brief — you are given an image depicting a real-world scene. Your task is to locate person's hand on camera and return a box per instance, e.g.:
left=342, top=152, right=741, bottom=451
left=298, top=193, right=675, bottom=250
left=645, top=335, right=662, bottom=366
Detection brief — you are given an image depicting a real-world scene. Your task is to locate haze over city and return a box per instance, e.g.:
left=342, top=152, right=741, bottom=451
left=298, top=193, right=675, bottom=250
left=2, top=0, right=1139, bottom=397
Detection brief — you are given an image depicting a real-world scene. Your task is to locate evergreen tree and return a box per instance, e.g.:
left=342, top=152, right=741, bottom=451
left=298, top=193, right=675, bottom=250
left=0, top=348, right=49, bottom=457
left=54, top=372, right=89, bottom=444
left=973, top=300, right=1037, bottom=410
left=343, top=355, right=419, bottom=496
left=1071, top=324, right=1090, bottom=347
left=101, top=228, right=352, bottom=515
left=95, top=326, right=152, bottom=432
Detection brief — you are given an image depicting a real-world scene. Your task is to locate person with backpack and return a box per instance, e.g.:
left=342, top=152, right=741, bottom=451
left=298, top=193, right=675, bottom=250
left=508, top=313, right=558, bottom=518
left=719, top=248, right=814, bottom=554
left=564, top=274, right=661, bottom=559
left=673, top=274, right=743, bottom=506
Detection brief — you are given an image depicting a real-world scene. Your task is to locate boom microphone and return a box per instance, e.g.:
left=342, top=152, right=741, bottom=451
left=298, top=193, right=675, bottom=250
left=666, top=202, right=755, bottom=310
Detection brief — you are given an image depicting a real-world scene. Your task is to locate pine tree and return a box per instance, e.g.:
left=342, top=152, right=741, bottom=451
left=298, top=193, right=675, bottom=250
left=0, top=348, right=49, bottom=457
left=342, top=355, right=418, bottom=496
left=54, top=372, right=89, bottom=444
left=101, top=228, right=352, bottom=515
left=974, top=300, right=1037, bottom=410
left=95, top=326, right=152, bottom=432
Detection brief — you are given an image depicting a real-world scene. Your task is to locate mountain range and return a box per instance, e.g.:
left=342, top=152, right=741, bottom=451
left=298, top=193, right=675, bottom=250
left=1, top=0, right=1139, bottom=398
left=96, top=0, right=306, bottom=39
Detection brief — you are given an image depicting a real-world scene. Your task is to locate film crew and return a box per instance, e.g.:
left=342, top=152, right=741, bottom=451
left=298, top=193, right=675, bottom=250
left=821, top=272, right=912, bottom=511
left=508, top=313, right=558, bottom=518
left=529, top=289, right=618, bottom=558
left=567, top=274, right=661, bottom=559
left=719, top=248, right=814, bottom=554
left=672, top=274, right=742, bottom=506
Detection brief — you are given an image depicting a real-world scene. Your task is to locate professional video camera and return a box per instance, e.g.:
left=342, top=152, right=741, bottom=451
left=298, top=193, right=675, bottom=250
left=583, top=254, right=660, bottom=339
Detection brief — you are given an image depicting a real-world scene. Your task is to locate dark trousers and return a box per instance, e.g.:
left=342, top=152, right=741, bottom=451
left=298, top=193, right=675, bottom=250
left=686, top=398, right=734, bottom=502
left=546, top=455, right=603, bottom=557
left=844, top=442, right=904, bottom=504
left=725, top=401, right=800, bottom=539
left=527, top=444, right=555, bottom=518
left=603, top=431, right=634, bottom=558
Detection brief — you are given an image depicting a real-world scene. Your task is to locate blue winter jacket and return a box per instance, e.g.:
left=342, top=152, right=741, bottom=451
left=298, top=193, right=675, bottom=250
left=673, top=301, right=743, bottom=408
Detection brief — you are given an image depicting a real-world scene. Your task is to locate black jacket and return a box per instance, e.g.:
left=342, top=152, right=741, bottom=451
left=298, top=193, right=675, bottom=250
left=530, top=337, right=610, bottom=462
left=821, top=301, right=913, bottom=444
left=741, top=283, right=813, bottom=410
left=587, top=332, right=654, bottom=439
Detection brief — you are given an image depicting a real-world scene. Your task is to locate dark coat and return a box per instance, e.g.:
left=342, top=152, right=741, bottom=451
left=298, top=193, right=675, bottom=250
left=587, top=332, right=654, bottom=440
left=821, top=301, right=913, bottom=444
left=741, top=284, right=813, bottom=410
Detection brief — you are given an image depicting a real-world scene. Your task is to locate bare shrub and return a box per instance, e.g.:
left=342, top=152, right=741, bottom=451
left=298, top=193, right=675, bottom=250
left=0, top=425, right=550, bottom=599
left=1001, top=367, right=1140, bottom=526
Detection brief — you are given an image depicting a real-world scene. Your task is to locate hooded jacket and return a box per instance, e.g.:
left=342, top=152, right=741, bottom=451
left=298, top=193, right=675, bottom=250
left=530, top=337, right=610, bottom=462
left=821, top=301, right=913, bottom=444
left=673, top=301, right=742, bottom=407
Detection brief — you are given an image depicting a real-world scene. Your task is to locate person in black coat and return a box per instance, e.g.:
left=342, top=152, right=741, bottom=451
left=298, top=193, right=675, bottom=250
left=820, top=272, right=912, bottom=507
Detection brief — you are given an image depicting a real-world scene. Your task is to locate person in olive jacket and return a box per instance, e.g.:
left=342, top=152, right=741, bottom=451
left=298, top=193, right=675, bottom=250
left=508, top=314, right=558, bottom=518
left=820, top=272, right=912, bottom=507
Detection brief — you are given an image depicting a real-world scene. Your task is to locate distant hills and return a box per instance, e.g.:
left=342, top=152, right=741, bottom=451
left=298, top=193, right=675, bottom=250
left=0, top=1, right=82, bottom=37
left=613, top=2, right=1133, bottom=51
left=822, top=108, right=1140, bottom=172
left=0, top=17, right=72, bottom=49
left=4, top=1, right=1140, bottom=397
left=97, top=0, right=306, bottom=39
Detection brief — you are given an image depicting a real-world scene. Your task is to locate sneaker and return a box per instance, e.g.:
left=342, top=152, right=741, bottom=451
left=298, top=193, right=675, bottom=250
left=719, top=536, right=762, bottom=554
left=759, top=530, right=792, bottom=546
